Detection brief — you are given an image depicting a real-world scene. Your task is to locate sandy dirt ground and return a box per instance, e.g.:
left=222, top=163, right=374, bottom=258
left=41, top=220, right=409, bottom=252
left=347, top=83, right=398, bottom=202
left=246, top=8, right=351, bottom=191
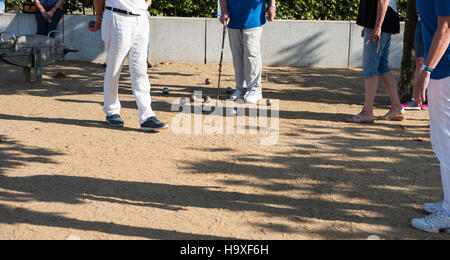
left=0, top=61, right=448, bottom=240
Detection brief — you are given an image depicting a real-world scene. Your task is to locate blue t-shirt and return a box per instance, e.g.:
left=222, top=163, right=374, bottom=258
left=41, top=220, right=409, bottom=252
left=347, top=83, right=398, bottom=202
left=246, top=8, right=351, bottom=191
left=40, top=0, right=60, bottom=5
left=227, top=0, right=266, bottom=29
left=417, top=0, right=450, bottom=80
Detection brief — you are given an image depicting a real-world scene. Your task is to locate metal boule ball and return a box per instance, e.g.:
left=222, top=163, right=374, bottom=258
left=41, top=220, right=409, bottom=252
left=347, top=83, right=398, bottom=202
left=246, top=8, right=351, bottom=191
left=201, top=104, right=210, bottom=113
left=88, top=20, right=96, bottom=29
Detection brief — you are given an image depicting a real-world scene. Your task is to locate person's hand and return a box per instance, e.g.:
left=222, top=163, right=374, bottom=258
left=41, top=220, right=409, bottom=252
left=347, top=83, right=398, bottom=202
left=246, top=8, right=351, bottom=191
left=41, top=11, right=51, bottom=23
left=366, top=27, right=381, bottom=42
left=413, top=70, right=431, bottom=107
left=46, top=10, right=54, bottom=23
left=47, top=9, right=54, bottom=18
left=88, top=15, right=103, bottom=32
left=366, top=27, right=382, bottom=53
left=267, top=5, right=276, bottom=21
left=146, top=0, right=152, bottom=7
left=220, top=12, right=230, bottom=26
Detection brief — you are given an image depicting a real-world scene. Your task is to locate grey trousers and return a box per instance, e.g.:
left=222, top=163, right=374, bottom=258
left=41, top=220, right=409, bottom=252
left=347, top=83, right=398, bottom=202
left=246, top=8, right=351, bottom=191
left=228, top=27, right=263, bottom=91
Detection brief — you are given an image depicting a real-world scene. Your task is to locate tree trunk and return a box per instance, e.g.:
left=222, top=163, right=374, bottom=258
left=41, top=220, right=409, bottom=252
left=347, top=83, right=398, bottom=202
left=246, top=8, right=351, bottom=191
left=398, top=0, right=418, bottom=102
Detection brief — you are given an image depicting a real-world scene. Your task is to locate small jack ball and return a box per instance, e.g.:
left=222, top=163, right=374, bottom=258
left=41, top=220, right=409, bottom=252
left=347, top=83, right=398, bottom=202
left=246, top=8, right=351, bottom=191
left=190, top=94, right=198, bottom=102
left=266, top=99, right=272, bottom=106
left=227, top=108, right=237, bottom=116
left=205, top=78, right=212, bottom=85
left=88, top=21, right=96, bottom=28
left=162, top=87, right=169, bottom=94
left=204, top=96, right=212, bottom=103
left=180, top=97, right=187, bottom=105
left=226, top=87, right=233, bottom=94
left=232, top=108, right=237, bottom=116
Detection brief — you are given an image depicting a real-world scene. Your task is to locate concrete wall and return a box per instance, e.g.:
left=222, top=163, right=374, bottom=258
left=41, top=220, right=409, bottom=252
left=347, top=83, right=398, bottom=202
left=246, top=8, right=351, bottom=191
left=206, top=19, right=351, bottom=67
left=0, top=13, right=43, bottom=35
left=150, top=17, right=206, bottom=64
left=262, top=20, right=351, bottom=67
left=63, top=15, right=105, bottom=62
left=0, top=13, right=406, bottom=68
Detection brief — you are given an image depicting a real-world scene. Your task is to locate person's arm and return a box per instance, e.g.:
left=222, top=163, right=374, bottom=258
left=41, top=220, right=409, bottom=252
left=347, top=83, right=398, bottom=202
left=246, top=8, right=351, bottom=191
left=88, top=0, right=105, bottom=32
left=423, top=17, right=450, bottom=71
left=47, top=0, right=64, bottom=21
left=267, top=0, right=276, bottom=21
left=366, top=0, right=389, bottom=50
left=219, top=0, right=229, bottom=26
left=34, top=0, right=49, bottom=20
left=413, top=16, right=450, bottom=106
left=34, top=0, right=46, bottom=13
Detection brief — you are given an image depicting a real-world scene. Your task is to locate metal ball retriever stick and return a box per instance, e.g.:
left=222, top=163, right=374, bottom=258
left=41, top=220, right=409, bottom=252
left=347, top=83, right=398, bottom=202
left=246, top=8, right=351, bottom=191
left=216, top=25, right=227, bottom=108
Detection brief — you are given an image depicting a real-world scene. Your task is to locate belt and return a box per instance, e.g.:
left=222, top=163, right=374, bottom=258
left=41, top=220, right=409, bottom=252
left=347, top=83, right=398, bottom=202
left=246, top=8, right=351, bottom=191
left=105, top=6, right=140, bottom=16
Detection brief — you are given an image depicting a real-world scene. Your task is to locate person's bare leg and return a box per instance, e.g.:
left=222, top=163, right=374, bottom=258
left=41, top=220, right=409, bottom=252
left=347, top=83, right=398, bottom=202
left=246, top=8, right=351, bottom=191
left=379, top=71, right=403, bottom=113
left=360, top=76, right=379, bottom=119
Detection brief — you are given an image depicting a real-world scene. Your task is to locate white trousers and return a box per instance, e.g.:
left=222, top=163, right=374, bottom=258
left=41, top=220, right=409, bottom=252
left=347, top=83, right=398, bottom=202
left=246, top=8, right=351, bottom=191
left=101, top=10, right=155, bottom=124
left=428, top=76, right=450, bottom=211
left=228, top=27, right=263, bottom=91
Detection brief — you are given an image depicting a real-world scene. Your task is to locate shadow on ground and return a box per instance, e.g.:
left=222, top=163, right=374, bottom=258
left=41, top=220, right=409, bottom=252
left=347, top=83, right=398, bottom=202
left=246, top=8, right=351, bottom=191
left=181, top=121, right=442, bottom=239
left=0, top=62, right=444, bottom=240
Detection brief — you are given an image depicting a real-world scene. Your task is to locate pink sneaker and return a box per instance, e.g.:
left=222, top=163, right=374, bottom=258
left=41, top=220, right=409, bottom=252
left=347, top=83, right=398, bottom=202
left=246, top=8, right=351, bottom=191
left=402, top=99, right=421, bottom=110
left=421, top=104, right=429, bottom=111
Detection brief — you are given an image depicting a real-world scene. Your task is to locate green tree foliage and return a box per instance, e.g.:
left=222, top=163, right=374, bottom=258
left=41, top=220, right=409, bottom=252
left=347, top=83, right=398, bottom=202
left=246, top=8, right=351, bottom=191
left=64, top=0, right=94, bottom=14
left=5, top=0, right=22, bottom=12
left=4, top=0, right=93, bottom=14
left=6, top=0, right=409, bottom=20
left=149, top=0, right=217, bottom=17
left=149, top=0, right=410, bottom=20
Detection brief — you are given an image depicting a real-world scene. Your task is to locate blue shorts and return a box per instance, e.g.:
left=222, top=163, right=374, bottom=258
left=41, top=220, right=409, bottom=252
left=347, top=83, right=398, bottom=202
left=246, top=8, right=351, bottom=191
left=362, top=28, right=392, bottom=79
left=415, top=21, right=424, bottom=58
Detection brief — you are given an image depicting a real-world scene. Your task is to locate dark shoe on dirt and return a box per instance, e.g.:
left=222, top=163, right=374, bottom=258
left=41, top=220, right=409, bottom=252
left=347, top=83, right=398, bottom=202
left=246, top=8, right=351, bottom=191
left=141, top=116, right=168, bottom=132
left=106, top=114, right=124, bottom=127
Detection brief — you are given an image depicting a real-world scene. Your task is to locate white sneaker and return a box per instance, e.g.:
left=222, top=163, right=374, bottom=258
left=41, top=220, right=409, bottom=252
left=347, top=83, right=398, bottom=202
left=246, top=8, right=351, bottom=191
left=411, top=208, right=450, bottom=233
left=244, top=88, right=262, bottom=104
left=231, top=88, right=246, bottom=101
left=424, top=201, right=444, bottom=214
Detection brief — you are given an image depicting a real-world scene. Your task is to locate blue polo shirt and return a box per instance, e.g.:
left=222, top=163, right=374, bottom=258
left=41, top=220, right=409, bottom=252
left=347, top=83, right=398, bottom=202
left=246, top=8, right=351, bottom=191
left=227, top=0, right=266, bottom=30
left=40, top=0, right=60, bottom=5
left=417, top=0, right=450, bottom=80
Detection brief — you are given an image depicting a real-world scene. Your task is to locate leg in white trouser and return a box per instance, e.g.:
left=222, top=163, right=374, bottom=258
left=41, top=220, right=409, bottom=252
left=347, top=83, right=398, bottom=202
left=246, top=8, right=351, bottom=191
left=146, top=12, right=151, bottom=64
left=102, top=11, right=126, bottom=117
left=101, top=11, right=155, bottom=124
left=128, top=15, right=155, bottom=124
left=229, top=29, right=246, bottom=91
left=229, top=27, right=263, bottom=91
left=428, top=77, right=450, bottom=211
left=242, top=27, right=262, bottom=90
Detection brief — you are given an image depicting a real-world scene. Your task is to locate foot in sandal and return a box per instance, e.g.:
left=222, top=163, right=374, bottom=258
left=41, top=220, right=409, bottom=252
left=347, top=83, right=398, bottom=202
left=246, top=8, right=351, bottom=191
left=345, top=113, right=375, bottom=124
left=378, top=108, right=406, bottom=121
